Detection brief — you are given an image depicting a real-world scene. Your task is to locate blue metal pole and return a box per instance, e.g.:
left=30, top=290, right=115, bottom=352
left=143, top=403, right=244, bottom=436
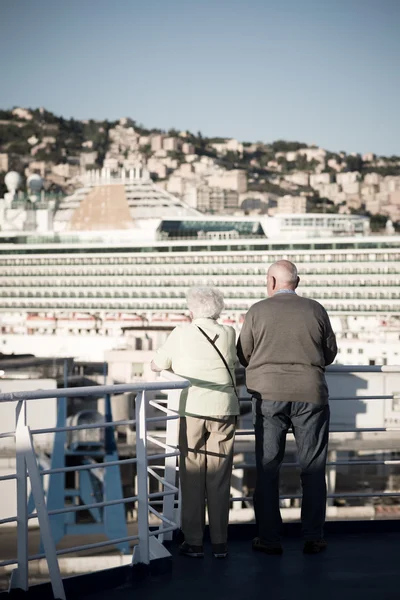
left=41, top=359, right=68, bottom=550
left=103, top=362, right=129, bottom=553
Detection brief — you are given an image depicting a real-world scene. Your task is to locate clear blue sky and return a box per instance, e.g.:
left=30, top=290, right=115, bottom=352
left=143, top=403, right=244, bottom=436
left=0, top=0, right=399, bottom=155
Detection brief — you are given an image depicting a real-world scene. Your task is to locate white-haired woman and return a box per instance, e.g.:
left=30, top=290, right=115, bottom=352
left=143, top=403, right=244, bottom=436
left=151, top=287, right=239, bottom=559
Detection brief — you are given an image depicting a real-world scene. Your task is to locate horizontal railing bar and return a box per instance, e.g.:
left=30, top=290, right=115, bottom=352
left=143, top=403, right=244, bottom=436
left=145, top=414, right=179, bottom=423
left=148, top=451, right=180, bottom=462
left=148, top=490, right=176, bottom=500
left=326, top=365, right=400, bottom=373
left=2, top=453, right=397, bottom=483
left=4, top=490, right=177, bottom=524
left=0, top=378, right=190, bottom=403
left=0, top=431, right=15, bottom=439
left=41, top=456, right=139, bottom=476
left=330, top=427, right=400, bottom=432
left=149, top=525, right=176, bottom=538
left=0, top=474, right=17, bottom=481
left=31, top=419, right=136, bottom=435
left=329, top=396, right=394, bottom=401
left=238, top=395, right=395, bottom=403
left=2, top=424, right=397, bottom=444
left=0, top=558, right=18, bottom=567
left=55, top=534, right=140, bottom=556
left=38, top=451, right=178, bottom=477
left=149, top=500, right=179, bottom=506
left=0, top=516, right=17, bottom=525
left=235, top=427, right=400, bottom=436
left=231, top=491, right=400, bottom=502
left=233, top=459, right=400, bottom=469
left=32, top=414, right=178, bottom=436
left=28, top=534, right=141, bottom=561
left=28, top=494, right=140, bottom=519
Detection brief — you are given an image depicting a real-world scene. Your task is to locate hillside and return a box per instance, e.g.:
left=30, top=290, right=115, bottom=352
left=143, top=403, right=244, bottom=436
left=0, top=107, right=400, bottom=228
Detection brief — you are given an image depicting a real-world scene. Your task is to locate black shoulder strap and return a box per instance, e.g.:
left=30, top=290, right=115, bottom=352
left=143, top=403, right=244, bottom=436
left=196, top=326, right=237, bottom=395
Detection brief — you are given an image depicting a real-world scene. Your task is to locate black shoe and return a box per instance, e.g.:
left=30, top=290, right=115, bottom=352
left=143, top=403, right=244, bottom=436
left=252, top=537, right=283, bottom=555
left=303, top=539, right=327, bottom=554
left=179, top=541, right=204, bottom=558
left=212, top=543, right=228, bottom=558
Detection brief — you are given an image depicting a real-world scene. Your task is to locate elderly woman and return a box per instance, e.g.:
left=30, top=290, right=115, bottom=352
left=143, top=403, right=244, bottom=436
left=151, top=287, right=239, bottom=559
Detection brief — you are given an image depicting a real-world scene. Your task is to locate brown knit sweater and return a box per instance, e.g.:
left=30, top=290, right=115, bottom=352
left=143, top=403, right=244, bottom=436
left=237, top=293, right=337, bottom=404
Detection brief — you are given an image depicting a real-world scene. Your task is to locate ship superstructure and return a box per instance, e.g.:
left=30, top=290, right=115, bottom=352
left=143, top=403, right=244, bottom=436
left=0, top=169, right=399, bottom=364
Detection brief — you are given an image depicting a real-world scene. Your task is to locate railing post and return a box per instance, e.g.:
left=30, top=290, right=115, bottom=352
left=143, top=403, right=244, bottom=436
left=132, top=390, right=150, bottom=565
left=45, top=359, right=68, bottom=549
left=163, top=388, right=181, bottom=540
left=9, top=400, right=28, bottom=592
left=24, top=425, right=66, bottom=599
left=326, top=450, right=337, bottom=507
left=103, top=392, right=130, bottom=554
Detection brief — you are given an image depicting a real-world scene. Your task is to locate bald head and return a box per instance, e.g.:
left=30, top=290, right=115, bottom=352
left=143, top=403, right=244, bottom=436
left=267, top=260, right=299, bottom=297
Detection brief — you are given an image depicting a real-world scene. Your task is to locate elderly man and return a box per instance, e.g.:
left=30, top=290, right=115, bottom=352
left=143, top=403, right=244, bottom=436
left=237, top=260, right=337, bottom=555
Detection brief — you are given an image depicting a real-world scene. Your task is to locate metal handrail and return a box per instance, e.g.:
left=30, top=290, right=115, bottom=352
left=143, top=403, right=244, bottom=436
left=0, top=372, right=189, bottom=600
left=0, top=379, right=189, bottom=403
left=1, top=365, right=400, bottom=597
left=230, top=367, right=400, bottom=508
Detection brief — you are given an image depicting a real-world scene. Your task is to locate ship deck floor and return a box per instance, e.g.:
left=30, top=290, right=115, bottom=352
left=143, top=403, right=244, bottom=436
left=89, top=524, right=399, bottom=600
left=6, top=522, right=399, bottom=600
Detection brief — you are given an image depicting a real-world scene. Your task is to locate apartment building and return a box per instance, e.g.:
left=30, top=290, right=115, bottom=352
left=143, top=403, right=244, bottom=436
left=0, top=153, right=9, bottom=172
left=207, top=169, right=247, bottom=193
left=277, top=195, right=309, bottom=214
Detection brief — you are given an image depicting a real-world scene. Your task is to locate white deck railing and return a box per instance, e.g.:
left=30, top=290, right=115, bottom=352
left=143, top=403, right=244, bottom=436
left=0, top=372, right=190, bottom=600
left=232, top=365, right=400, bottom=505
left=1, top=365, right=400, bottom=598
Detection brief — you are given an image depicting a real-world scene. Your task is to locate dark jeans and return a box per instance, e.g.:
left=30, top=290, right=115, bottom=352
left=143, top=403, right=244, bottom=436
left=252, top=399, right=330, bottom=543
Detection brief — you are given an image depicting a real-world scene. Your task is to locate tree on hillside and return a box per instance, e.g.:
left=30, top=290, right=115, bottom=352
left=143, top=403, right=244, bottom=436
left=140, top=144, right=152, bottom=160
left=0, top=110, right=13, bottom=120
left=167, top=150, right=185, bottom=163
left=308, top=196, right=339, bottom=213
left=222, top=151, right=241, bottom=169
left=0, top=175, right=7, bottom=198
left=363, top=165, right=400, bottom=177
left=345, top=155, right=363, bottom=172
left=367, top=213, right=389, bottom=232
left=271, top=140, right=307, bottom=153
left=295, top=155, right=319, bottom=172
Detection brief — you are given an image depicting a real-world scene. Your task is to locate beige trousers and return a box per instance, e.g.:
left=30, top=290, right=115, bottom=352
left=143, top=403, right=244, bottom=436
left=179, top=415, right=236, bottom=546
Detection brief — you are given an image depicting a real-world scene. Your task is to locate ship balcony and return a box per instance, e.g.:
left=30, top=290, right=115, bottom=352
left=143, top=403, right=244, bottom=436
left=0, top=366, right=399, bottom=599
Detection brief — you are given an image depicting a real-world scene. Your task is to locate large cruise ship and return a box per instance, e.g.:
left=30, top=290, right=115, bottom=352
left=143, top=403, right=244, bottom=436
left=0, top=168, right=399, bottom=365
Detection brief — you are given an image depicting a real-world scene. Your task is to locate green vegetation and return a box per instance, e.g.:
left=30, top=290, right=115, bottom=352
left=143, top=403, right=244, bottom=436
left=167, top=150, right=185, bottom=163
left=248, top=180, right=287, bottom=196
left=366, top=213, right=390, bottom=232
left=140, top=144, right=152, bottom=160
left=0, top=174, right=7, bottom=197
left=1, top=107, right=399, bottom=221
left=345, top=155, right=364, bottom=172
left=363, top=165, right=400, bottom=177
left=271, top=140, right=308, bottom=152
left=0, top=109, right=13, bottom=120
left=308, top=196, right=339, bottom=213
left=0, top=109, right=115, bottom=168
